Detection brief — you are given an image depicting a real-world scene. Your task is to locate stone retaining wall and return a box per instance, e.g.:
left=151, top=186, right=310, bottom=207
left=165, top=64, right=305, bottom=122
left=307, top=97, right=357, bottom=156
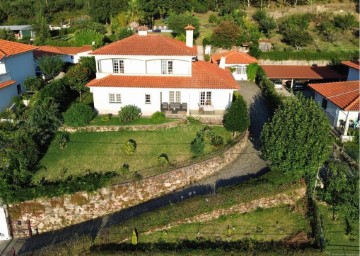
left=59, top=119, right=186, bottom=133
left=9, top=132, right=249, bottom=237
left=259, top=60, right=331, bottom=66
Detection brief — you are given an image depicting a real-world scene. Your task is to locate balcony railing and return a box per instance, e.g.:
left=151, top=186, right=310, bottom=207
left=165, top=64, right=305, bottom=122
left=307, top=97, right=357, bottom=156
left=0, top=72, right=11, bottom=83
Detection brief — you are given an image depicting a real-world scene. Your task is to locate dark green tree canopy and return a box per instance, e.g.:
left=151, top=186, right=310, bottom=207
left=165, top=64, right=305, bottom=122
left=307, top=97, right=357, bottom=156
left=223, top=95, right=250, bottom=135
left=261, top=95, right=331, bottom=176
left=167, top=13, right=200, bottom=39
left=37, top=56, right=64, bottom=80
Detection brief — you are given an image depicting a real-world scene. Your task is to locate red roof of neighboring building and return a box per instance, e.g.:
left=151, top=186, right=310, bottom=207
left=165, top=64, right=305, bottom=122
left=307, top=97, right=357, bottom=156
left=87, top=61, right=239, bottom=90
left=308, top=80, right=360, bottom=111
left=211, top=50, right=258, bottom=65
left=341, top=60, right=360, bottom=71
left=91, top=34, right=197, bottom=56
left=34, top=45, right=92, bottom=58
left=0, top=40, right=37, bottom=60
left=261, top=65, right=343, bottom=79
left=0, top=80, right=16, bottom=89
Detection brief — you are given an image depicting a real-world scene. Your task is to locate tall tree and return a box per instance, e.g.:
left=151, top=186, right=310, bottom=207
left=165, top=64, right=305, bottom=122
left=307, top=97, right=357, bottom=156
left=66, top=64, right=91, bottom=102
left=279, top=14, right=313, bottom=49
left=211, top=20, right=240, bottom=48
left=37, top=56, right=64, bottom=80
left=261, top=94, right=331, bottom=177
left=167, top=13, right=200, bottom=39
left=223, top=95, right=250, bottom=136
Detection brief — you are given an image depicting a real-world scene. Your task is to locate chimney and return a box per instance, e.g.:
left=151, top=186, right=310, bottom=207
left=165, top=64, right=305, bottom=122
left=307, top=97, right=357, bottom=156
left=219, top=56, right=226, bottom=69
left=185, top=24, right=195, bottom=48
left=137, top=26, right=148, bottom=36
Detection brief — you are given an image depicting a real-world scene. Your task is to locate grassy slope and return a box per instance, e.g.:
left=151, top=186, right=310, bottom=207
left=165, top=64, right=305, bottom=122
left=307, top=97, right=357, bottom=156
left=34, top=124, right=232, bottom=182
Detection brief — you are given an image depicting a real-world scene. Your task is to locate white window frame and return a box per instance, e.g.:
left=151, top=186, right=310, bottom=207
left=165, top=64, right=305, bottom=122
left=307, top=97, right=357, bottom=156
left=145, top=94, right=151, bottom=104
left=236, top=66, right=246, bottom=75
left=200, top=91, right=212, bottom=105
left=113, top=59, right=124, bottom=73
left=169, top=91, right=181, bottom=103
left=161, top=60, right=173, bottom=74
left=109, top=93, right=121, bottom=103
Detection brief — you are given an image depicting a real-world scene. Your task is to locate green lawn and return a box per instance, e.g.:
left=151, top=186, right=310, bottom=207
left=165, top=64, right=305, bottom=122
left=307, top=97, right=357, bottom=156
left=319, top=204, right=359, bottom=255
left=88, top=115, right=174, bottom=126
left=138, top=206, right=310, bottom=243
left=34, top=124, right=232, bottom=182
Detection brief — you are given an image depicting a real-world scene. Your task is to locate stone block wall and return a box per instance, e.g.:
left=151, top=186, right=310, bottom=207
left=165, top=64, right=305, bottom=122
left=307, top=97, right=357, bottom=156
left=9, top=132, right=248, bottom=237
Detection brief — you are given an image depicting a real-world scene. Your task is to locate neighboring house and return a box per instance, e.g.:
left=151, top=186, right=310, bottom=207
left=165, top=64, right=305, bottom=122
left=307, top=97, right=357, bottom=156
left=341, top=60, right=359, bottom=81
left=87, top=26, right=239, bottom=116
left=210, top=50, right=257, bottom=81
left=0, top=40, right=37, bottom=111
left=258, top=39, right=272, bottom=52
left=0, top=25, right=35, bottom=40
left=308, top=80, right=359, bottom=141
left=34, top=45, right=92, bottom=64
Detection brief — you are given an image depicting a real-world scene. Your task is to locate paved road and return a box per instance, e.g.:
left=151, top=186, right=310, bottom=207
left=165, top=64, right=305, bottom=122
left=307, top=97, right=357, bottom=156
left=6, top=81, right=272, bottom=255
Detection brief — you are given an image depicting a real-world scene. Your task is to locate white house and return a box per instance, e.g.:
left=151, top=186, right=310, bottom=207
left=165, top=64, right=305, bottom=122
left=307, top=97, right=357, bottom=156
left=87, top=26, right=239, bottom=116
left=308, top=80, right=359, bottom=141
left=0, top=40, right=37, bottom=111
left=210, top=50, right=257, bottom=81
left=34, top=45, right=92, bottom=64
left=341, top=60, right=359, bottom=81
left=0, top=204, right=11, bottom=241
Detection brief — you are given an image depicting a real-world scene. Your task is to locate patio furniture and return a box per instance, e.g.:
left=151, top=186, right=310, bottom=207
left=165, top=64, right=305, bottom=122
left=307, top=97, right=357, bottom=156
left=169, top=102, right=181, bottom=110
left=198, top=103, right=204, bottom=114
left=161, top=102, right=168, bottom=110
left=181, top=103, right=187, bottom=111
left=203, top=105, right=215, bottom=114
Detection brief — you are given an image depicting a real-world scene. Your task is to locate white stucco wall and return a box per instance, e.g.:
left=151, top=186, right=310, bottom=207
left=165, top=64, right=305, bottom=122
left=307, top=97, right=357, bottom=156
left=0, top=84, right=18, bottom=111
left=3, top=51, right=36, bottom=91
left=224, top=64, right=248, bottom=81
left=94, top=55, right=192, bottom=78
left=347, top=68, right=359, bottom=81
left=0, top=206, right=11, bottom=240
left=90, top=87, right=234, bottom=116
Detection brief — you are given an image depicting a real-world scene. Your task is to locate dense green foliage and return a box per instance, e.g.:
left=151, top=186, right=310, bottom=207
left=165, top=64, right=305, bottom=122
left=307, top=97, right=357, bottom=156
left=261, top=95, right=331, bottom=177
left=190, top=135, right=205, bottom=156
left=74, top=29, right=104, bottom=49
left=118, top=105, right=142, bottom=124
left=279, top=14, right=313, bottom=49
left=24, top=76, right=46, bottom=92
left=246, top=63, right=259, bottom=81
left=63, top=103, right=95, bottom=127
left=0, top=28, right=15, bottom=41
left=37, top=55, right=64, bottom=80
left=253, top=10, right=276, bottom=36
left=66, top=64, right=91, bottom=101
left=167, top=13, right=200, bottom=39
left=223, top=95, right=250, bottom=135
left=55, top=131, right=70, bottom=149
left=151, top=111, right=166, bottom=123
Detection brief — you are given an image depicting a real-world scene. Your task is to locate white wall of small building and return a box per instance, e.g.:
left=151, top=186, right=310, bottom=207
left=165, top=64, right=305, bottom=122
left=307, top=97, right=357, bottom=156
left=0, top=205, right=11, bottom=240
left=224, top=64, right=248, bottom=81
left=90, top=87, right=234, bottom=116
left=94, top=55, right=192, bottom=78
left=0, top=84, right=19, bottom=111
left=347, top=68, right=359, bottom=81
left=3, top=51, right=36, bottom=91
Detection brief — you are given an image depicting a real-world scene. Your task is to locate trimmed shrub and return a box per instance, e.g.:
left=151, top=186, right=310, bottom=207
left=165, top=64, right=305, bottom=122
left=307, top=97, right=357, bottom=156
left=191, top=135, right=205, bottom=156
left=118, top=105, right=141, bottom=124
left=151, top=111, right=165, bottom=123
left=63, top=103, right=95, bottom=127
left=120, top=163, right=130, bottom=175
left=187, top=115, right=201, bottom=125
left=210, top=135, right=224, bottom=146
left=55, top=132, right=70, bottom=149
left=122, top=139, right=137, bottom=155
left=158, top=153, right=169, bottom=166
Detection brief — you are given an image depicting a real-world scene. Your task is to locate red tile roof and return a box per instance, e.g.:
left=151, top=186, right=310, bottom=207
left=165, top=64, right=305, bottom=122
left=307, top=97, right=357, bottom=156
left=87, top=61, right=239, bottom=90
left=0, top=40, right=37, bottom=60
left=308, top=80, right=360, bottom=111
left=341, top=60, right=360, bottom=71
left=91, top=34, right=197, bottom=56
left=211, top=50, right=257, bottom=65
left=34, top=45, right=92, bottom=58
left=261, top=65, right=343, bottom=79
left=0, top=80, right=16, bottom=89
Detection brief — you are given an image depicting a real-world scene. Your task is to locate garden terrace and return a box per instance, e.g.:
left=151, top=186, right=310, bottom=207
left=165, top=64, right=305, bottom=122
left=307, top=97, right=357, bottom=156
left=34, top=124, right=233, bottom=183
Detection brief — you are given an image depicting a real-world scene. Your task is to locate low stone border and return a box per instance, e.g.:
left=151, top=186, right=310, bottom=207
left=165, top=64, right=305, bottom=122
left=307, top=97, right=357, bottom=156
left=59, top=119, right=186, bottom=133
left=9, top=131, right=248, bottom=236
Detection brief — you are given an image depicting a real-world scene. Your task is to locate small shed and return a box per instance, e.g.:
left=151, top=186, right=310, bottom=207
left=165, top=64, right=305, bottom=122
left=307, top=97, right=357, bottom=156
left=0, top=25, right=34, bottom=39
left=258, top=39, right=272, bottom=52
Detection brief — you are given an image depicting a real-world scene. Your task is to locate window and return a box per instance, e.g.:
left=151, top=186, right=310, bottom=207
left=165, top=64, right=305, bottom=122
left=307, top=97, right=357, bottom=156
left=113, top=59, right=124, bottom=73
left=162, top=60, right=173, bottom=74
left=109, top=93, right=121, bottom=103
left=236, top=66, right=246, bottom=75
left=200, top=91, right=212, bottom=105
left=145, top=94, right=151, bottom=104
left=169, top=91, right=181, bottom=103
left=321, top=98, right=327, bottom=109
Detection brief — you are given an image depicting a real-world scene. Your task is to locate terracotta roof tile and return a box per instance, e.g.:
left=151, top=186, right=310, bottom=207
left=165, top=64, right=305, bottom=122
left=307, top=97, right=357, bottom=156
left=91, top=34, right=197, bottom=56
left=308, top=80, right=360, bottom=111
left=341, top=60, right=360, bottom=71
left=261, top=65, right=343, bottom=79
left=34, top=45, right=92, bottom=58
left=0, top=80, right=16, bottom=89
left=211, top=50, right=257, bottom=65
left=0, top=40, right=37, bottom=60
left=87, top=61, right=239, bottom=90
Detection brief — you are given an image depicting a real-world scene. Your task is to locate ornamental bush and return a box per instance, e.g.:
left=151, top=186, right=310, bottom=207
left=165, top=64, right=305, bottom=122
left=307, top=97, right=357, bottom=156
left=158, top=153, right=169, bottom=166
left=55, top=132, right=70, bottom=149
left=122, top=139, right=137, bottom=155
left=151, top=111, right=165, bottom=123
left=190, top=135, right=205, bottom=156
left=210, top=135, right=224, bottom=146
left=118, top=105, right=141, bottom=124
left=63, top=103, right=95, bottom=127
